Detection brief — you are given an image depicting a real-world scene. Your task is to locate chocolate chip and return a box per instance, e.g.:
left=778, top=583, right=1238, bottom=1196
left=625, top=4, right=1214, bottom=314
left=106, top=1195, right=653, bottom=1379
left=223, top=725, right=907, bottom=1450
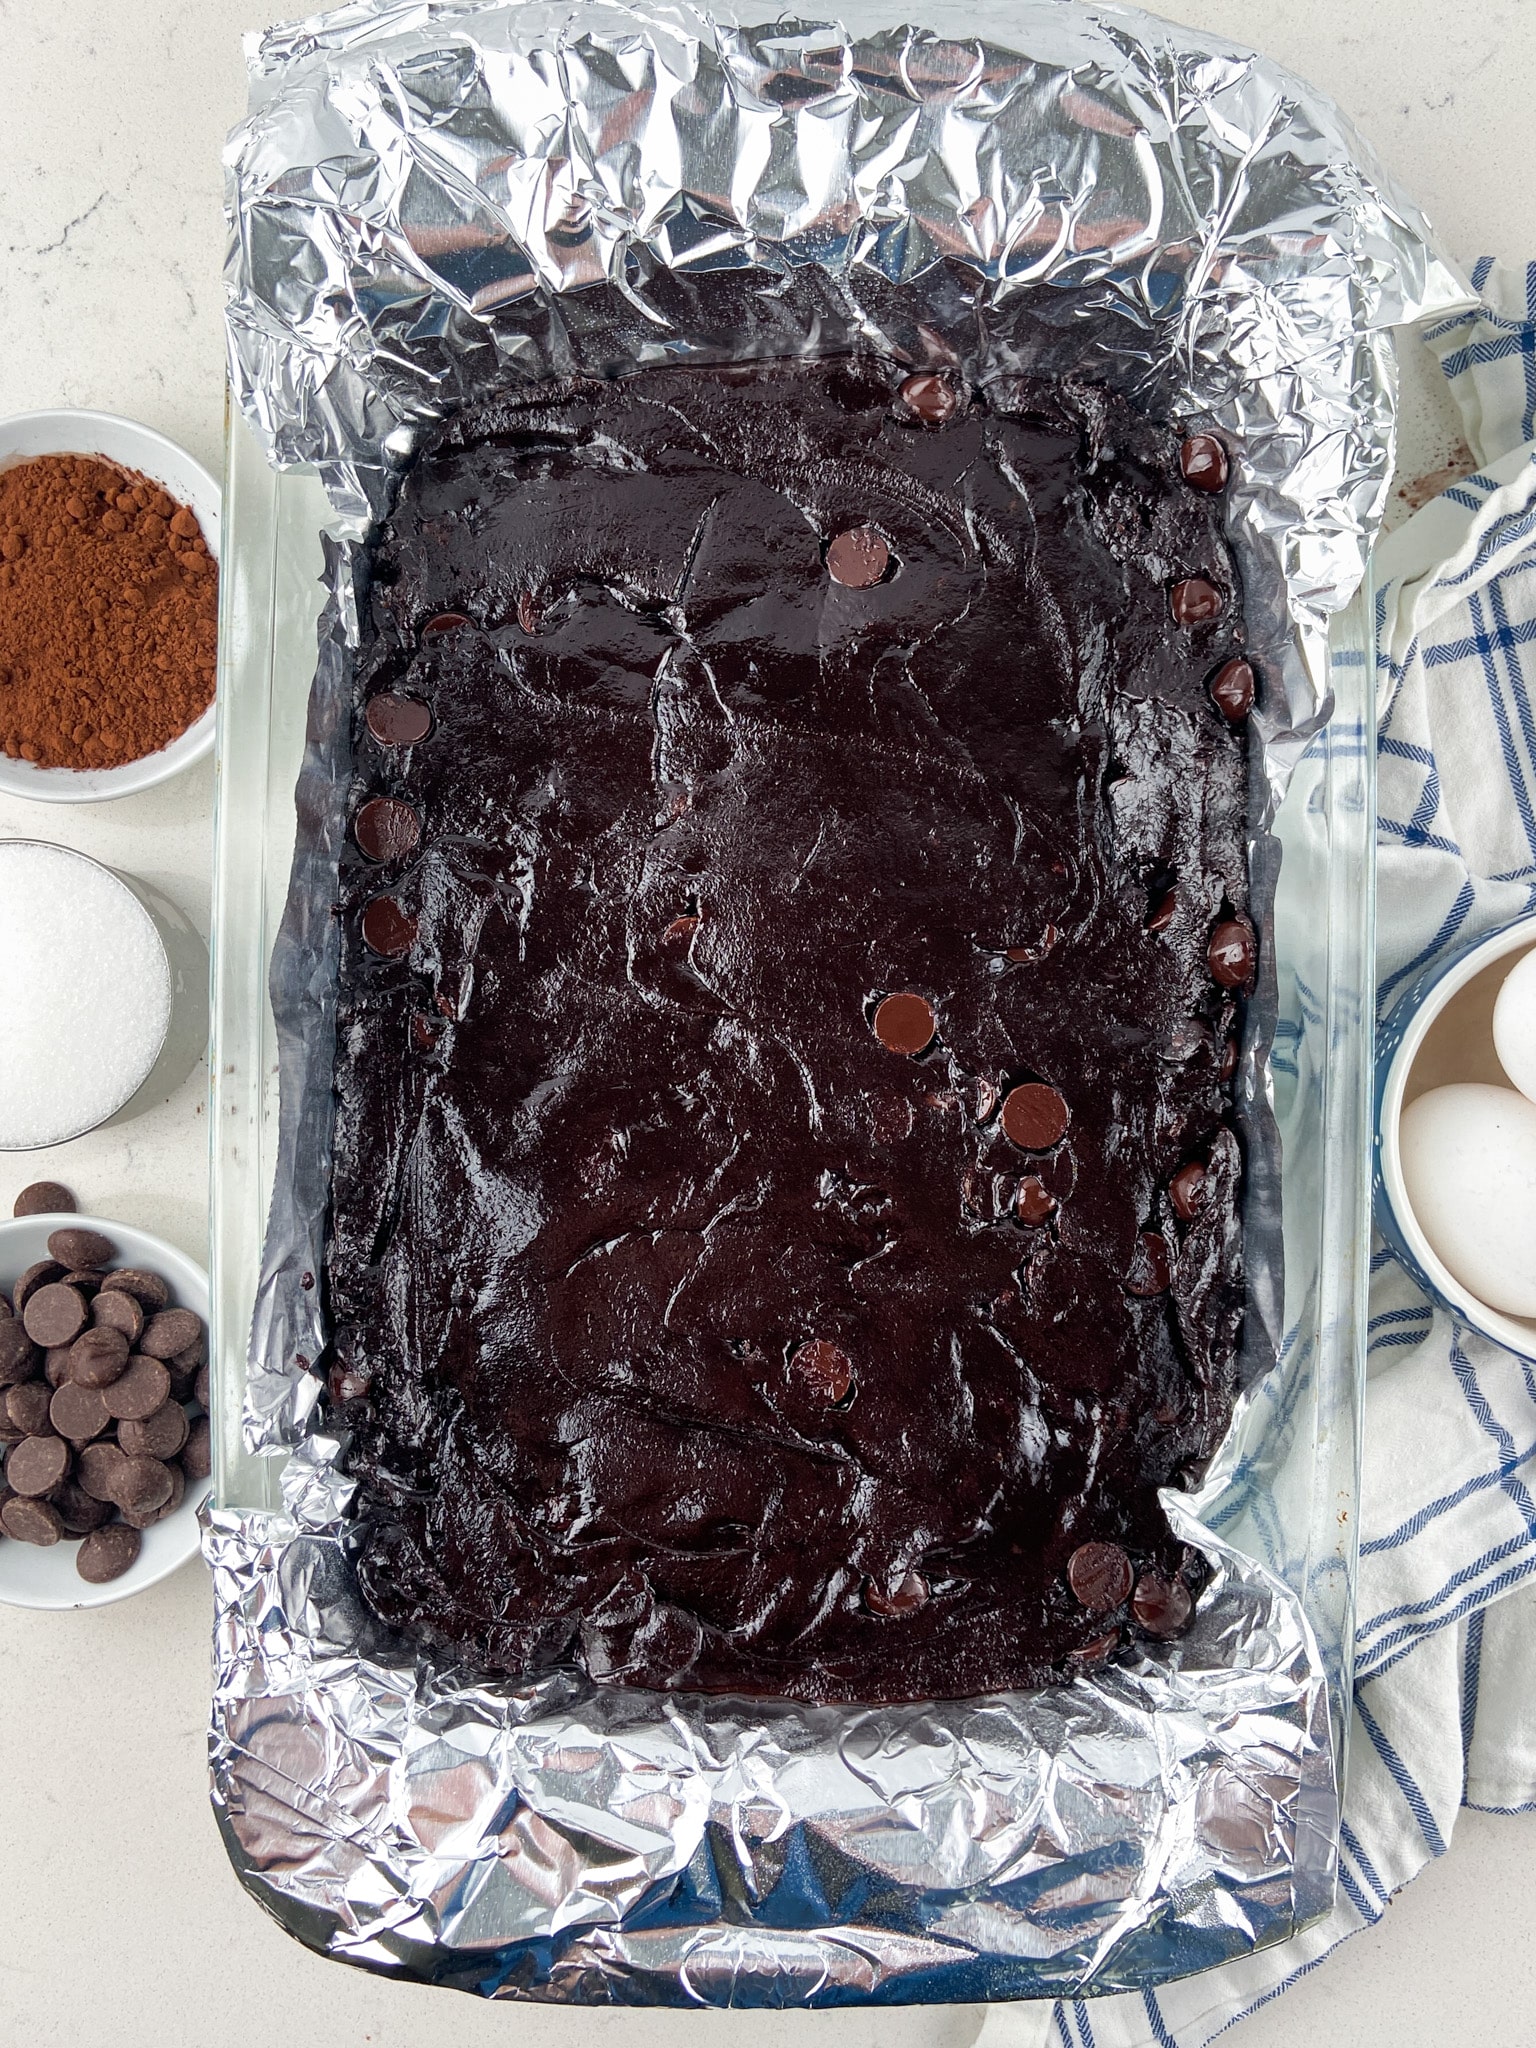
left=365, top=692, right=433, bottom=746
left=1220, top=1035, right=1240, bottom=1082
left=1, top=1495, right=64, bottom=1545
left=516, top=591, right=540, bottom=635
left=60, top=1269, right=103, bottom=1297
left=826, top=526, right=890, bottom=589
left=55, top=1480, right=113, bottom=1535
left=22, top=1283, right=88, bottom=1348
left=868, top=1093, right=915, bottom=1144
left=1068, top=1629, right=1120, bottom=1663
left=1169, top=1162, right=1208, bottom=1221
left=49, top=1381, right=110, bottom=1442
left=5, top=1433, right=70, bottom=1496
left=193, top=1362, right=210, bottom=1411
left=1147, top=889, right=1177, bottom=933
left=43, top=1345, right=74, bottom=1388
left=68, top=1326, right=129, bottom=1387
left=13, top=1181, right=74, bottom=1217
left=899, top=372, right=961, bottom=425
left=0, top=1417, right=24, bottom=1447
left=362, top=896, right=417, bottom=958
left=1127, top=1231, right=1172, bottom=1297
left=1132, top=1572, right=1193, bottom=1638
left=118, top=1402, right=189, bottom=1461
left=865, top=1569, right=929, bottom=1616
left=871, top=991, right=935, bottom=1056
left=77, top=1441, right=128, bottom=1502
left=166, top=1355, right=200, bottom=1402
left=1067, top=1540, right=1134, bottom=1612
left=139, top=1308, right=202, bottom=1361
left=1016, top=1177, right=1057, bottom=1226
left=790, top=1339, right=853, bottom=1402
left=102, top=1355, right=171, bottom=1422
left=1001, top=1083, right=1070, bottom=1151
left=121, top=1461, right=185, bottom=1530
left=354, top=796, right=421, bottom=864
left=91, top=1288, right=144, bottom=1344
left=163, top=1460, right=189, bottom=1519
left=1208, top=917, right=1256, bottom=989
left=329, top=1365, right=371, bottom=1406
left=419, top=611, right=472, bottom=638
left=0, top=1321, right=38, bottom=1386
left=1170, top=577, right=1223, bottom=626
left=1006, top=924, right=1060, bottom=964
left=47, top=1227, right=113, bottom=1268
left=99, top=1267, right=171, bottom=1311
left=14, top=1259, right=63, bottom=1310
left=6, top=1381, right=53, bottom=1435
left=76, top=1523, right=141, bottom=1583
left=113, top=1456, right=173, bottom=1515
left=182, top=1414, right=211, bottom=1484
left=1179, top=434, right=1229, bottom=493
left=1209, top=657, right=1255, bottom=722
left=176, top=1325, right=209, bottom=1367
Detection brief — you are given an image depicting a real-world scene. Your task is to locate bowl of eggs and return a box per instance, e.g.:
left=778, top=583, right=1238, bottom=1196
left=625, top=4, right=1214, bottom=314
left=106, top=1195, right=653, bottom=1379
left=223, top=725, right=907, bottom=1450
left=1376, top=913, right=1536, bottom=1359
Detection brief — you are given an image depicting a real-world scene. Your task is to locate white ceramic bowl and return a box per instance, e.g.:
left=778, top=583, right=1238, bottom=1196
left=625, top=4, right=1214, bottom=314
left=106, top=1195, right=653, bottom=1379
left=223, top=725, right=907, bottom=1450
left=0, top=409, right=220, bottom=802
left=0, top=1214, right=208, bottom=1607
left=0, top=840, right=173, bottom=1151
left=1376, top=914, right=1536, bottom=1361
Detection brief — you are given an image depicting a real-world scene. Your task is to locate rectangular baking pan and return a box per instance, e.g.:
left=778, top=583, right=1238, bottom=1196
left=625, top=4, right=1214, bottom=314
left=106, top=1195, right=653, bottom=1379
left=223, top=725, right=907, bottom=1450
left=208, top=392, right=1373, bottom=1763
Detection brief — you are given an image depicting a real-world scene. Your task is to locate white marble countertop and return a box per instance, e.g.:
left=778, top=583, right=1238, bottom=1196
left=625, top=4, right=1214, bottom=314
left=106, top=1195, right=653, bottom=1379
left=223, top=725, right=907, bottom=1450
left=1, top=3, right=1532, bottom=2042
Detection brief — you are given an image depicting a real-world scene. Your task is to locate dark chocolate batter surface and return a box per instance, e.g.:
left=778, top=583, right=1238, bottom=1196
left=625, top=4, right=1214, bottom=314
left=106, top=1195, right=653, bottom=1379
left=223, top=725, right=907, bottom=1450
left=326, top=359, right=1252, bottom=1702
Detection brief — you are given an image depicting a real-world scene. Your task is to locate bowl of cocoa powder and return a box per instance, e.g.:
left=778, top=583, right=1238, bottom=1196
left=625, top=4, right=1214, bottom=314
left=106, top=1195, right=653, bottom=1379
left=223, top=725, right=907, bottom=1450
left=0, top=410, right=218, bottom=801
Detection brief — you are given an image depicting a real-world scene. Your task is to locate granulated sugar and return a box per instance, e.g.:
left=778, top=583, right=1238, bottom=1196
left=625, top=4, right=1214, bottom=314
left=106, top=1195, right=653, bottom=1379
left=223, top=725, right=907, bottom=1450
left=0, top=841, right=172, bottom=1148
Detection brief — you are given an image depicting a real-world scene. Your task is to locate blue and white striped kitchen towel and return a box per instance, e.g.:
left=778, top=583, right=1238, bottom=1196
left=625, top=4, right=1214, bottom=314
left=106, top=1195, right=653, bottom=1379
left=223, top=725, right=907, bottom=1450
left=977, top=259, right=1536, bottom=2048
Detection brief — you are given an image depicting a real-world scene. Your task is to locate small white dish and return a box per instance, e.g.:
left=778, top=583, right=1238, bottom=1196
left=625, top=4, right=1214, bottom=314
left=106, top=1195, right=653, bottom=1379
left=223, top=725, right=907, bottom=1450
left=1376, top=914, right=1536, bottom=1360
left=0, top=1213, right=208, bottom=1607
left=0, top=409, right=219, bottom=803
left=0, top=840, right=173, bottom=1151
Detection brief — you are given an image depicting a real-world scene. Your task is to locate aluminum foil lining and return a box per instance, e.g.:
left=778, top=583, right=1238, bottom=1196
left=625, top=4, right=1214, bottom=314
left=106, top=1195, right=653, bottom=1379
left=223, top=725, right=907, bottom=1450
left=206, top=1490, right=1335, bottom=2003
left=215, top=0, right=1468, bottom=2006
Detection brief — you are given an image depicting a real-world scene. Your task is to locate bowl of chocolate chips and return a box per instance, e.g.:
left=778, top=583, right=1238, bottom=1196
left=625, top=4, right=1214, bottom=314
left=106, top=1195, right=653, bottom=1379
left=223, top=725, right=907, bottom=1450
left=0, top=1184, right=209, bottom=1608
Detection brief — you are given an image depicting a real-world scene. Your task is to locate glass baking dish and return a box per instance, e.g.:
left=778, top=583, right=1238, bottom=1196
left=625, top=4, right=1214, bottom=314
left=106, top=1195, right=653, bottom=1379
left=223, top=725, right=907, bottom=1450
left=208, top=391, right=1374, bottom=1789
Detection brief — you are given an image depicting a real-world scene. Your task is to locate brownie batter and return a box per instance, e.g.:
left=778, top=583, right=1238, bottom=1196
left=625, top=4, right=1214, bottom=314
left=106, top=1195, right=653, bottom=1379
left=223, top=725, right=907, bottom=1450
left=326, top=357, right=1253, bottom=1702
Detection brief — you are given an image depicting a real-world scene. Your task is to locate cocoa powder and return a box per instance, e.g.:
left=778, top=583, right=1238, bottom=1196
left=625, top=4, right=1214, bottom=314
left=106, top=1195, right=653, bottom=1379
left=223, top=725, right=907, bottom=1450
left=0, top=454, right=217, bottom=769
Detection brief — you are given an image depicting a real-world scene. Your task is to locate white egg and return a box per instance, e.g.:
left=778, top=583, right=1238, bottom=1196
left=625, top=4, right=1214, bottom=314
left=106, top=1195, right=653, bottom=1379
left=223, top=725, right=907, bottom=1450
left=1492, top=948, right=1536, bottom=1104
left=1399, top=1083, right=1536, bottom=1317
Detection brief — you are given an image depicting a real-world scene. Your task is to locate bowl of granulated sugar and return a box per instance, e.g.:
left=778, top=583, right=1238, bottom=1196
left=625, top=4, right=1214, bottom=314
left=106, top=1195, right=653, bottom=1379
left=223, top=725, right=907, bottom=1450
left=0, top=841, right=172, bottom=1150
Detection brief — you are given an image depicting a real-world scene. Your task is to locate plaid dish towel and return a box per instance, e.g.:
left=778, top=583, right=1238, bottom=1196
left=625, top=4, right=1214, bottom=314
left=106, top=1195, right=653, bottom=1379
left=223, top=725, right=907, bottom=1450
left=977, top=259, right=1536, bottom=2048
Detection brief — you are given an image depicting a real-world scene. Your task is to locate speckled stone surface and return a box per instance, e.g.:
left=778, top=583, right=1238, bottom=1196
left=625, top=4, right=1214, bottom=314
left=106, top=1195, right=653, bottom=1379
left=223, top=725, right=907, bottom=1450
left=1, top=3, right=1533, bottom=2045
